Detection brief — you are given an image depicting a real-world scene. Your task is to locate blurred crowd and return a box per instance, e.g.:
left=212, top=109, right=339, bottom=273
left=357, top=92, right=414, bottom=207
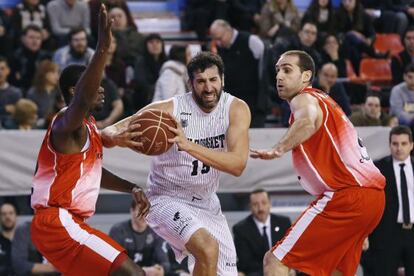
left=2, top=0, right=414, bottom=130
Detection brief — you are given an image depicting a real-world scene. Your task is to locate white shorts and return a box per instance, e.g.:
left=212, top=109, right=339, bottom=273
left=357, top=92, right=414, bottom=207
left=146, top=194, right=238, bottom=275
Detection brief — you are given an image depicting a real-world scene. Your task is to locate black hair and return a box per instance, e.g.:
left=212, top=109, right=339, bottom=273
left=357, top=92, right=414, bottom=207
left=281, top=50, right=316, bottom=83
left=59, top=64, right=86, bottom=105
left=187, top=51, right=224, bottom=81
left=404, top=63, right=414, bottom=74
left=67, top=27, right=87, bottom=43
left=168, top=45, right=187, bottom=65
left=390, top=126, right=413, bottom=143
left=22, top=24, right=42, bottom=36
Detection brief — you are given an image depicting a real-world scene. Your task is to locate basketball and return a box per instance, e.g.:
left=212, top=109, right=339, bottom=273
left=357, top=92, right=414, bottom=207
left=132, top=109, right=177, bottom=155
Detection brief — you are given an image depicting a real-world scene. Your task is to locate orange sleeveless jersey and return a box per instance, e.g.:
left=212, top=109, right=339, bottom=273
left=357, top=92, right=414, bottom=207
left=31, top=116, right=103, bottom=219
left=290, top=88, right=385, bottom=195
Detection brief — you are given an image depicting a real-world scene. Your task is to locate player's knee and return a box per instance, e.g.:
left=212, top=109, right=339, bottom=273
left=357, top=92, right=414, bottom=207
left=186, top=229, right=219, bottom=262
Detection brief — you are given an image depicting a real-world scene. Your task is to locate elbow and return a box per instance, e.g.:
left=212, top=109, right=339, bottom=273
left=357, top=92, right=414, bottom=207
left=229, top=161, right=247, bottom=177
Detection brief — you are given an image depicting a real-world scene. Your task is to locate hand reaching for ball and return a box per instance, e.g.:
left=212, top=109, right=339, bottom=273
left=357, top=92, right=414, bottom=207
left=168, top=118, right=191, bottom=152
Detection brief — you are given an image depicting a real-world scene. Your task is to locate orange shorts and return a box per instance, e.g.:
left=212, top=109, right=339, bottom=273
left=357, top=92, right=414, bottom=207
left=31, top=207, right=125, bottom=276
left=272, top=187, right=385, bottom=276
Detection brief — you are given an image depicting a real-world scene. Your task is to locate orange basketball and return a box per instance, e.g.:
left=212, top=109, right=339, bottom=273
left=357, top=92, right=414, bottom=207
left=133, top=109, right=176, bottom=155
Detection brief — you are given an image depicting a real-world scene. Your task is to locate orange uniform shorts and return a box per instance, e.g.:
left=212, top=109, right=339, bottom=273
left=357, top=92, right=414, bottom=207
left=31, top=207, right=125, bottom=276
left=272, top=186, right=385, bottom=276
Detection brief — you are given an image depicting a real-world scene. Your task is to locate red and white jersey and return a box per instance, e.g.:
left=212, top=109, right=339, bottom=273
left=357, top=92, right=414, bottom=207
left=31, top=116, right=103, bottom=218
left=290, top=88, right=385, bottom=195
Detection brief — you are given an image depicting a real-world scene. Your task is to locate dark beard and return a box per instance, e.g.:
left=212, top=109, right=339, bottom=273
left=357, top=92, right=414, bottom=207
left=70, top=46, right=86, bottom=59
left=193, top=87, right=222, bottom=111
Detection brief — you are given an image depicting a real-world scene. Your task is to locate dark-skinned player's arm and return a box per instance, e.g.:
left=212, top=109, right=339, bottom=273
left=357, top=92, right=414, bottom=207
left=100, top=168, right=150, bottom=218
left=250, top=93, right=322, bottom=160
left=51, top=5, right=112, bottom=152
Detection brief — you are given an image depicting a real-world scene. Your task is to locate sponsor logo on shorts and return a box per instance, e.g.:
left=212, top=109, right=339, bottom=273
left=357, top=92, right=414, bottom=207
left=173, top=214, right=192, bottom=236
left=173, top=212, right=180, bottom=221
left=226, top=262, right=237, bottom=267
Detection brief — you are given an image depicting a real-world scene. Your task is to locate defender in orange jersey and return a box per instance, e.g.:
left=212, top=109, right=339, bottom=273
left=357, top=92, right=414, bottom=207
left=250, top=50, right=386, bottom=276
left=30, top=5, right=149, bottom=276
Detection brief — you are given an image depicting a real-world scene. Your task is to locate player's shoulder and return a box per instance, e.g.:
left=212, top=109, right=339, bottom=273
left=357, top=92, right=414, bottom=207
left=230, top=97, right=250, bottom=114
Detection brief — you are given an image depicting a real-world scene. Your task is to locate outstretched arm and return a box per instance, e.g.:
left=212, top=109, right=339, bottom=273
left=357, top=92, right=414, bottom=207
left=52, top=5, right=112, bottom=152
left=168, top=98, right=251, bottom=176
left=101, top=168, right=150, bottom=217
left=250, top=93, right=322, bottom=159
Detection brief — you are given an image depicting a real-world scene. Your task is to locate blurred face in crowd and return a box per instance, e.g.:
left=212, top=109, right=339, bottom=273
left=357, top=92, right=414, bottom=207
left=404, top=30, right=414, bottom=53
left=275, top=0, right=288, bottom=10
left=25, top=0, right=39, bottom=7
left=0, top=204, right=17, bottom=231
left=404, top=71, right=414, bottom=90
left=70, top=31, right=88, bottom=55
left=342, top=0, right=356, bottom=12
left=390, top=134, right=413, bottom=161
left=318, top=0, right=329, bottom=8
left=64, top=0, right=76, bottom=7
left=147, top=38, right=163, bottom=56
left=108, top=37, right=117, bottom=55
left=276, top=54, right=311, bottom=101
left=299, top=23, right=317, bottom=48
left=22, top=29, right=42, bottom=52
left=210, top=24, right=233, bottom=49
left=319, top=63, right=337, bottom=92
left=109, top=8, right=128, bottom=30
left=46, top=68, right=59, bottom=87
left=0, top=61, right=10, bottom=85
left=323, top=35, right=339, bottom=54
left=364, top=96, right=381, bottom=119
left=250, top=191, right=271, bottom=223
left=190, top=65, right=223, bottom=113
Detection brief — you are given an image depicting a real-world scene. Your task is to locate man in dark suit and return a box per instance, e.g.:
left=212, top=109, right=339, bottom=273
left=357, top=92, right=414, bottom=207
left=233, top=189, right=291, bottom=276
left=367, top=126, right=414, bottom=275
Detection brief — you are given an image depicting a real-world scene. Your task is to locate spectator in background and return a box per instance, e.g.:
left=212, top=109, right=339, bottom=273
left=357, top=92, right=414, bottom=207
left=314, top=63, right=352, bottom=116
left=390, top=63, right=414, bottom=127
left=350, top=93, right=398, bottom=126
left=233, top=189, right=291, bottom=276
left=0, top=203, right=17, bottom=276
left=132, top=33, right=167, bottom=112
left=92, top=77, right=124, bottom=129
left=46, top=0, right=90, bottom=46
left=109, top=200, right=170, bottom=276
left=9, top=25, right=51, bottom=92
left=89, top=0, right=136, bottom=43
left=392, top=27, right=414, bottom=85
left=0, top=57, right=22, bottom=128
left=11, top=0, right=54, bottom=50
left=109, top=7, right=145, bottom=66
left=152, top=45, right=190, bottom=102
left=302, top=0, right=336, bottom=37
left=4, top=98, right=38, bottom=130
left=320, top=35, right=347, bottom=78
left=225, top=0, right=266, bottom=32
left=181, top=0, right=216, bottom=44
left=0, top=9, right=12, bottom=58
left=367, top=126, right=414, bottom=275
left=12, top=221, right=58, bottom=275
left=53, top=27, right=94, bottom=71
left=210, top=19, right=267, bottom=127
left=26, top=60, right=64, bottom=128
left=104, top=36, right=128, bottom=99
left=335, top=0, right=387, bottom=73
left=258, top=0, right=301, bottom=43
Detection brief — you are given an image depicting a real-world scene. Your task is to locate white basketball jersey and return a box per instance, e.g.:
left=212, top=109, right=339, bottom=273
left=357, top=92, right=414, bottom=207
left=147, top=91, right=234, bottom=200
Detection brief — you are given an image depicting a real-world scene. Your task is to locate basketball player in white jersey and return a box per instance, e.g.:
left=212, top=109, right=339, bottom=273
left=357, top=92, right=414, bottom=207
left=103, top=52, right=251, bottom=275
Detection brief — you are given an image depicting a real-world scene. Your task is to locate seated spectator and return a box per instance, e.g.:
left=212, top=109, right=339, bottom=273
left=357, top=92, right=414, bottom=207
left=89, top=0, right=136, bottom=42
left=301, top=0, right=336, bottom=37
left=109, top=200, right=170, bottom=275
left=0, top=57, right=22, bottom=128
left=335, top=0, right=388, bottom=73
left=11, top=221, right=58, bottom=275
left=225, top=0, right=266, bottom=32
left=91, top=77, right=123, bottom=129
left=181, top=0, right=216, bottom=43
left=53, top=27, right=94, bottom=71
left=392, top=27, right=414, bottom=85
left=314, top=63, right=352, bottom=116
left=11, top=0, right=54, bottom=50
left=390, top=63, right=414, bottom=127
left=152, top=45, right=190, bottom=102
left=233, top=189, right=291, bottom=275
left=46, top=0, right=90, bottom=46
left=4, top=99, right=38, bottom=130
left=350, top=93, right=398, bottom=126
left=26, top=60, right=64, bottom=128
left=109, top=7, right=145, bottom=65
left=9, top=25, right=51, bottom=92
left=105, top=36, right=128, bottom=98
left=131, top=33, right=167, bottom=112
left=320, top=34, right=347, bottom=78
left=0, top=203, right=17, bottom=276
left=258, top=0, right=301, bottom=43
